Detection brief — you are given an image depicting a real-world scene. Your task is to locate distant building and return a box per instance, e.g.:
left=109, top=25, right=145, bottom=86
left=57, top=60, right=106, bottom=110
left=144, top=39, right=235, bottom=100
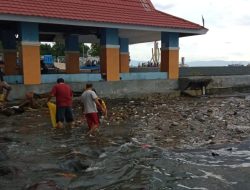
left=228, top=64, right=244, bottom=67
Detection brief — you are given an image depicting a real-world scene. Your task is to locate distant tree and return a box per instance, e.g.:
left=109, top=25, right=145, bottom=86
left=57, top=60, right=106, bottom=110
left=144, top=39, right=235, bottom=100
left=40, top=42, right=94, bottom=58
left=40, top=43, right=52, bottom=55
left=51, top=42, right=65, bottom=57
left=89, top=43, right=100, bottom=57
left=79, top=43, right=90, bottom=57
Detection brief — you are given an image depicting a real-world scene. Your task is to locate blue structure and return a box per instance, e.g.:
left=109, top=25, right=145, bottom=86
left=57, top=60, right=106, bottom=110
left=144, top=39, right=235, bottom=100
left=43, top=55, right=54, bottom=65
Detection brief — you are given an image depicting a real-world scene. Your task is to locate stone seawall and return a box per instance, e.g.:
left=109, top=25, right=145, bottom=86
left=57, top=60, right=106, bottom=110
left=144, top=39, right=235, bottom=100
left=8, top=79, right=178, bottom=100
left=7, top=75, right=250, bottom=100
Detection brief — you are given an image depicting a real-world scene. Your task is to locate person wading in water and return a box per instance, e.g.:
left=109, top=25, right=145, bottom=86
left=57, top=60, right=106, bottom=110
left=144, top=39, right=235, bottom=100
left=81, top=83, right=106, bottom=136
left=47, top=78, right=74, bottom=128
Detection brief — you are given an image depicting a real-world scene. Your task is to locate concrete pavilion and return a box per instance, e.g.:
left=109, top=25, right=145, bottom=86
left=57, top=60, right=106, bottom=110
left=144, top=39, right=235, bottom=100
left=0, top=0, right=207, bottom=85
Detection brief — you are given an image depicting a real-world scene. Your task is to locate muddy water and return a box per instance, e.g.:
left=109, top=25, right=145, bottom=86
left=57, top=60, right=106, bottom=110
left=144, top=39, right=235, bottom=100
left=1, top=109, right=250, bottom=189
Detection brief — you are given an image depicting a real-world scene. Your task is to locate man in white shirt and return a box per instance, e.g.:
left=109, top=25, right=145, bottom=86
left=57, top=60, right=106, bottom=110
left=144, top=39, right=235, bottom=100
left=81, top=83, right=105, bottom=135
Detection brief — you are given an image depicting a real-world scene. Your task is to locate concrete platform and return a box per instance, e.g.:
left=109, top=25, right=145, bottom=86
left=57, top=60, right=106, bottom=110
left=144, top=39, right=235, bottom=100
left=7, top=74, right=250, bottom=100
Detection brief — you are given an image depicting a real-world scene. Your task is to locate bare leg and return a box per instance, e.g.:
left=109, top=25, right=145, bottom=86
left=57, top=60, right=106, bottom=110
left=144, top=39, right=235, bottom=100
left=66, top=122, right=73, bottom=128
left=4, top=86, right=11, bottom=101
left=56, top=121, right=63, bottom=129
left=4, top=91, right=10, bottom=101
left=86, top=124, right=99, bottom=136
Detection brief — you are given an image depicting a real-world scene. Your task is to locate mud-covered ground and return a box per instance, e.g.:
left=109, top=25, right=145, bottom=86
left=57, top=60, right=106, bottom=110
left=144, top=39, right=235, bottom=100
left=2, top=93, right=250, bottom=149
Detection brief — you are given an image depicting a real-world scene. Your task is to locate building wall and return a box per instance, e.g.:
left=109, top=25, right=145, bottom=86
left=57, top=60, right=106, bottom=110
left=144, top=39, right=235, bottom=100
left=4, top=72, right=167, bottom=84
left=120, top=72, right=167, bottom=80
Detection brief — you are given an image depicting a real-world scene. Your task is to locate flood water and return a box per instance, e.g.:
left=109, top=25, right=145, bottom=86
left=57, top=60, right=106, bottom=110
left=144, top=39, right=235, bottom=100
left=1, top=109, right=250, bottom=190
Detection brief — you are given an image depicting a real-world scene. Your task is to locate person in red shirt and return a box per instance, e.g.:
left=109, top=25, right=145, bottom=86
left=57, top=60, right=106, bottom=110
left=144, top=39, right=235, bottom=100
left=47, top=78, right=74, bottom=128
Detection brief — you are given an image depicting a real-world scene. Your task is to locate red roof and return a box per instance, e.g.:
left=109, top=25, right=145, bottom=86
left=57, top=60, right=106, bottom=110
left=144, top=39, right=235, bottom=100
left=0, top=0, right=204, bottom=31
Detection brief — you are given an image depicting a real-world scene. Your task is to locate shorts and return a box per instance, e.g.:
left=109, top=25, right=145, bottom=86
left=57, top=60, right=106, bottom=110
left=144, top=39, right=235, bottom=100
left=85, top=113, right=99, bottom=129
left=56, top=107, right=74, bottom=123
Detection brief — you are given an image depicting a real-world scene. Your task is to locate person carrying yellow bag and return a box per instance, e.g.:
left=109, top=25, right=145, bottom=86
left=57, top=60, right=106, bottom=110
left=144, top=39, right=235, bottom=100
left=47, top=78, right=74, bottom=128
left=0, top=70, right=11, bottom=102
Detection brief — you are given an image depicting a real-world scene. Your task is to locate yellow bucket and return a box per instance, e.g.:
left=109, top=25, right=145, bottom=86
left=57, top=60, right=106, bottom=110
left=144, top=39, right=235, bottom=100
left=0, top=94, right=4, bottom=102
left=47, top=102, right=57, bottom=128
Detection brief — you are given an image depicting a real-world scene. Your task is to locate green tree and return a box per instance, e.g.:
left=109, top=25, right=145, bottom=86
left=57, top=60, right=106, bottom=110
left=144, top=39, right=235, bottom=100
left=51, top=42, right=65, bottom=57
left=40, top=43, right=52, bottom=55
left=79, top=43, right=90, bottom=57
left=89, top=43, right=100, bottom=57
left=40, top=42, right=98, bottom=58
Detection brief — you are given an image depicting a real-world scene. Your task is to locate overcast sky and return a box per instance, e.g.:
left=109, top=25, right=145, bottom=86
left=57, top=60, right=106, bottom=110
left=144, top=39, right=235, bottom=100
left=130, top=0, right=250, bottom=63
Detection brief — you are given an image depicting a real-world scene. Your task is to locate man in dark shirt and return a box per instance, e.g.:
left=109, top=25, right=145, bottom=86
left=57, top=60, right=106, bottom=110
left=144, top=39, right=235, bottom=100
left=47, top=78, right=74, bottom=128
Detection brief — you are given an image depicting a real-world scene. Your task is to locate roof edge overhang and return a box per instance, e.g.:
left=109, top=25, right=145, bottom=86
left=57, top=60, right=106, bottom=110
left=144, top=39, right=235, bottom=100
left=0, top=14, right=208, bottom=36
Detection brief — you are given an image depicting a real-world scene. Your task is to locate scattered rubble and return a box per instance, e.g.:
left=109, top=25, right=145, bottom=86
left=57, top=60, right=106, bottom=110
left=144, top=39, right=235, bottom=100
left=96, top=93, right=250, bottom=149
left=1, top=93, right=250, bottom=149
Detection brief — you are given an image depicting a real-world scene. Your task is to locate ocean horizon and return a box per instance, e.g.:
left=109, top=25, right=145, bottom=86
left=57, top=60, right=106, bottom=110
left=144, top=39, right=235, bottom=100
left=130, top=60, right=250, bottom=67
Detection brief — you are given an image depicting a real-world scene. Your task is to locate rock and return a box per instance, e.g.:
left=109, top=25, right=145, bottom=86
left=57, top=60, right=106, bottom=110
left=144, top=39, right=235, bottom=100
left=59, top=159, right=88, bottom=172
left=134, top=115, right=140, bottom=119
left=239, top=104, right=246, bottom=109
left=155, top=126, right=163, bottom=131
left=209, top=135, right=215, bottom=139
left=181, top=112, right=188, bottom=118
left=195, top=114, right=206, bottom=122
left=211, top=152, right=219, bottom=157
left=1, top=108, right=15, bottom=116
left=0, top=165, right=19, bottom=177
left=165, top=139, right=174, bottom=143
left=228, top=125, right=250, bottom=133
left=0, top=150, right=8, bottom=161
left=24, top=180, right=62, bottom=190
left=0, top=136, right=14, bottom=143
left=209, top=140, right=215, bottom=144
left=172, top=122, right=179, bottom=126
left=0, top=127, right=15, bottom=133
left=207, top=109, right=213, bottom=113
